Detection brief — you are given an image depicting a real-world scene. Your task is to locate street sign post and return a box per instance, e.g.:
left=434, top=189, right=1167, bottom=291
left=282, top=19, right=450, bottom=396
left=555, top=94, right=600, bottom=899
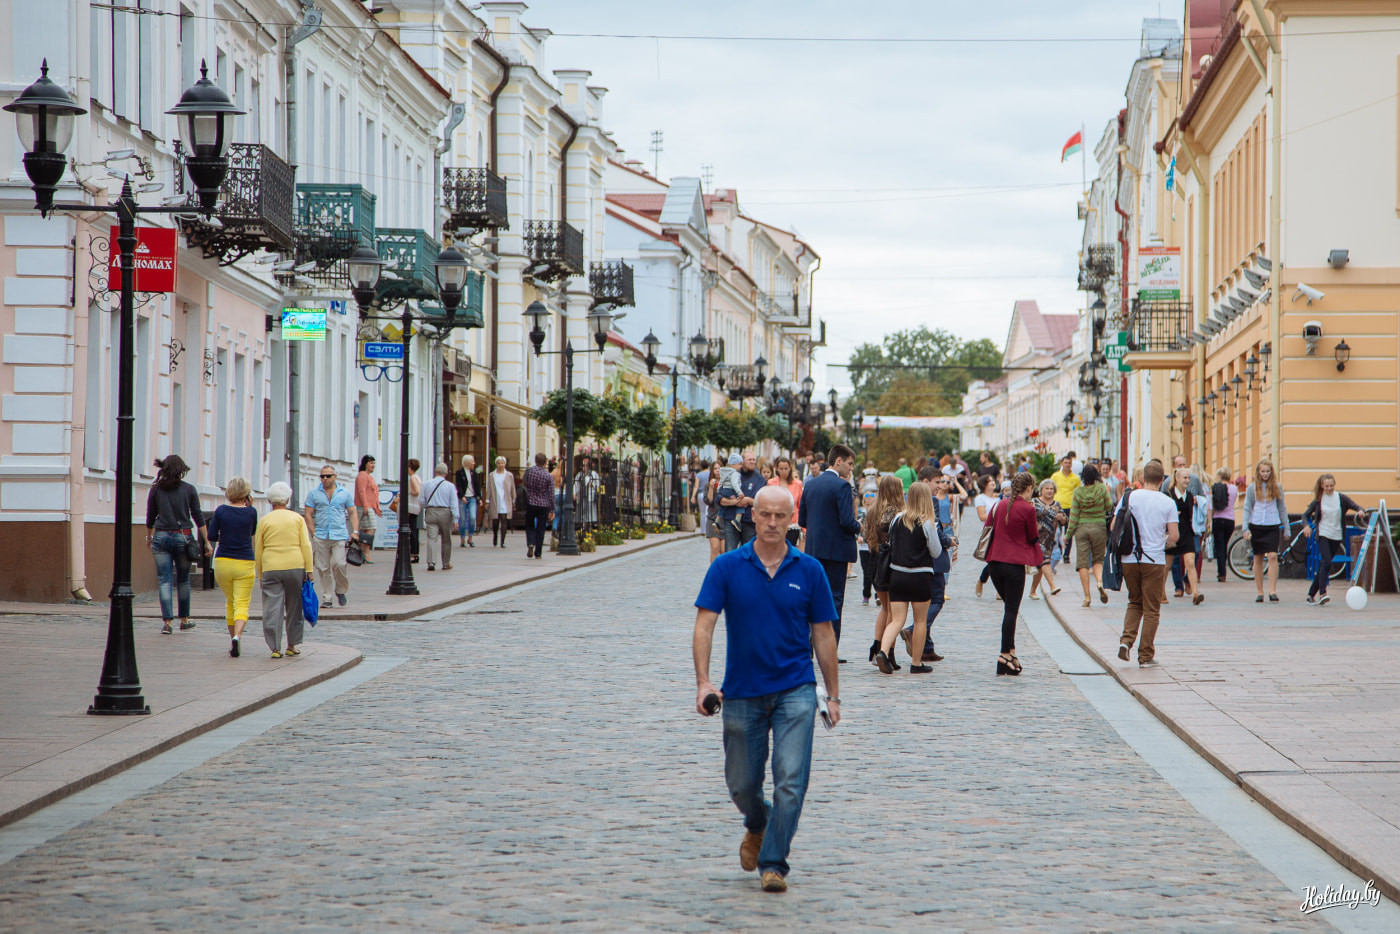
left=1105, top=331, right=1132, bottom=373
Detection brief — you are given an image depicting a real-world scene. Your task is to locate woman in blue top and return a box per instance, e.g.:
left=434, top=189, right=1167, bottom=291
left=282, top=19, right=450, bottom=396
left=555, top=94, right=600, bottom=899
left=208, top=476, right=259, bottom=657
left=1242, top=458, right=1289, bottom=603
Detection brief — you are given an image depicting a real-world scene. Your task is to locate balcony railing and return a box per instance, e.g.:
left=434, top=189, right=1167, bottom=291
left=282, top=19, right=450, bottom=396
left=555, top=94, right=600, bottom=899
left=589, top=260, right=635, bottom=310
left=291, top=183, right=377, bottom=288
left=442, top=168, right=508, bottom=232
left=1077, top=243, right=1116, bottom=291
left=180, top=143, right=296, bottom=265
left=1128, top=299, right=1193, bottom=352
left=375, top=227, right=441, bottom=308
left=524, top=220, right=584, bottom=281
left=420, top=271, right=485, bottom=330
left=722, top=364, right=766, bottom=400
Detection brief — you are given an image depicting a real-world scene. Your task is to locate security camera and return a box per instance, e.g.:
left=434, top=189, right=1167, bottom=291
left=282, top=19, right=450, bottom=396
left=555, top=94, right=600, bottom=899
left=1303, top=320, right=1323, bottom=355
left=1292, top=283, right=1325, bottom=304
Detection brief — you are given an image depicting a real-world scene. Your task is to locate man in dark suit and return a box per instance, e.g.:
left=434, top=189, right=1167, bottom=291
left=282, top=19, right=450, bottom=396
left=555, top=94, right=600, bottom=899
left=798, top=444, right=860, bottom=651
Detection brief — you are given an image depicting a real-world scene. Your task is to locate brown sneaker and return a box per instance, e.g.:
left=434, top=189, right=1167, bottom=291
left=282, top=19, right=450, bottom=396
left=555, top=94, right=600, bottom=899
left=760, top=871, right=787, bottom=892
left=739, top=830, right=764, bottom=872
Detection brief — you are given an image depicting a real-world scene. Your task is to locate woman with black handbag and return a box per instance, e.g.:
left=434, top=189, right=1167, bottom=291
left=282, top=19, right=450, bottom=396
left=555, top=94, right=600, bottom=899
left=981, top=472, right=1042, bottom=675
left=864, top=475, right=906, bottom=668
left=145, top=454, right=210, bottom=636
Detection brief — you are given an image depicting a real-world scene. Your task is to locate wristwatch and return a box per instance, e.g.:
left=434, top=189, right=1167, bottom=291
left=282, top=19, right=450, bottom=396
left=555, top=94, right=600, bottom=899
left=827, top=696, right=840, bottom=704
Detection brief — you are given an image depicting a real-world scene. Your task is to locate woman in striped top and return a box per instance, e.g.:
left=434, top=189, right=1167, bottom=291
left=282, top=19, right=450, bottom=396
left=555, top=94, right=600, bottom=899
left=1067, top=463, right=1113, bottom=607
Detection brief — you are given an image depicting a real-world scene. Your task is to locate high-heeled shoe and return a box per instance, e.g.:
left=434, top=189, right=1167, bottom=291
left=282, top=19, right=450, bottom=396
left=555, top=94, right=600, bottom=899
left=996, top=653, right=1022, bottom=676
left=875, top=650, right=893, bottom=674
left=869, top=640, right=881, bottom=664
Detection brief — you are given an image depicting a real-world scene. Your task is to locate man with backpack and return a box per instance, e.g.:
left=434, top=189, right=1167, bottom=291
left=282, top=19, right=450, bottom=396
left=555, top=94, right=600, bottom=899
left=1110, top=461, right=1179, bottom=668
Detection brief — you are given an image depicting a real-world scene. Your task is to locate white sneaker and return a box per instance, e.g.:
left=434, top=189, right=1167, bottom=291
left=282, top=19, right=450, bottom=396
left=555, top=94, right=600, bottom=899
left=1139, top=659, right=1161, bottom=668
left=1318, top=594, right=1331, bottom=606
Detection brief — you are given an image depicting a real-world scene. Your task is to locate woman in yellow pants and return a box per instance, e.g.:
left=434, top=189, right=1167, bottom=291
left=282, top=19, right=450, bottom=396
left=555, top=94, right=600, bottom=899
left=208, top=477, right=259, bottom=657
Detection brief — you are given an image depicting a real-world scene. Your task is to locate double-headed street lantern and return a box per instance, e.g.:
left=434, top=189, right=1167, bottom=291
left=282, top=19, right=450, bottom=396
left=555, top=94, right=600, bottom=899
left=6, top=59, right=240, bottom=717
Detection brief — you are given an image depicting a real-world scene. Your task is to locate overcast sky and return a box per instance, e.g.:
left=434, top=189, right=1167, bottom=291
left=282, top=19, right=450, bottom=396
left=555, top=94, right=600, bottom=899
left=526, top=0, right=1175, bottom=394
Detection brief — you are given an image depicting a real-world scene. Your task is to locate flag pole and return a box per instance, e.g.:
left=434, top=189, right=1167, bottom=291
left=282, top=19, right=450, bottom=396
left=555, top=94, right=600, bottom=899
left=1080, top=122, right=1087, bottom=194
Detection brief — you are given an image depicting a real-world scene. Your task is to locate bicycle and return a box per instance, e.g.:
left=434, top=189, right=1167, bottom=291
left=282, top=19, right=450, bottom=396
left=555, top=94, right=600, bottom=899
left=1227, top=512, right=1368, bottom=582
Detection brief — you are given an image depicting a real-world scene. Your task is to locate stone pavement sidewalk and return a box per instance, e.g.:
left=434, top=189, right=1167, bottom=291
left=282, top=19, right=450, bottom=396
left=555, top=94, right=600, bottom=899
left=0, top=531, right=697, bottom=830
left=0, top=530, right=698, bottom=623
left=1044, top=571, right=1400, bottom=904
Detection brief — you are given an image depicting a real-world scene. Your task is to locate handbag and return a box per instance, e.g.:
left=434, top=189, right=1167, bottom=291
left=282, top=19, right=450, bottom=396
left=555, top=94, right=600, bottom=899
left=185, top=536, right=201, bottom=562
left=1102, top=549, right=1124, bottom=591
left=346, top=540, right=365, bottom=567
left=973, top=503, right=998, bottom=562
left=301, top=577, right=320, bottom=627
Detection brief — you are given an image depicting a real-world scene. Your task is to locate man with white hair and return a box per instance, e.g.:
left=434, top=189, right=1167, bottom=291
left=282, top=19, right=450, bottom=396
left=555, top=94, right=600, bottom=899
left=419, top=462, right=458, bottom=571
left=693, top=484, right=840, bottom=893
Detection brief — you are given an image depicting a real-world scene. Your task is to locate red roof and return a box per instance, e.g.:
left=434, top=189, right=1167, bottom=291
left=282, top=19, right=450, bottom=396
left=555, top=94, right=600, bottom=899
left=1014, top=300, right=1076, bottom=356
left=607, top=193, right=667, bottom=216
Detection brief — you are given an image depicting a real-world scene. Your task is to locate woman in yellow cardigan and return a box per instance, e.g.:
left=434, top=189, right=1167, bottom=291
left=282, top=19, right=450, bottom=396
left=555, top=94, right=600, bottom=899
left=254, top=481, right=315, bottom=659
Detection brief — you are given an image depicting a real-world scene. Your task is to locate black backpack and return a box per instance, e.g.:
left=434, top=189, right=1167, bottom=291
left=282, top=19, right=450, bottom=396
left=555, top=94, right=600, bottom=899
left=1109, top=490, right=1144, bottom=558
left=1211, top=481, right=1229, bottom=512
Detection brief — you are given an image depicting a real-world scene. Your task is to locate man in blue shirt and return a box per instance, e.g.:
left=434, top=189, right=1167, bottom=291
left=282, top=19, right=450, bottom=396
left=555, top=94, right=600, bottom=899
left=304, top=464, right=359, bottom=608
left=694, top=485, right=840, bottom=894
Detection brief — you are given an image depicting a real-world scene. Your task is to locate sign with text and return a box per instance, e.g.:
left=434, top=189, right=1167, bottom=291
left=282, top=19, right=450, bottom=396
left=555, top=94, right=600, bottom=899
left=107, top=226, right=178, bottom=292
left=360, top=341, right=404, bottom=363
left=282, top=308, right=327, bottom=341
left=1105, top=331, right=1132, bottom=373
left=1137, top=246, right=1181, bottom=300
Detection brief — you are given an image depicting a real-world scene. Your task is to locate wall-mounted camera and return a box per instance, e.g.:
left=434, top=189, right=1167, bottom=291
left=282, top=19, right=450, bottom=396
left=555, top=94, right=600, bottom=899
left=1303, top=320, right=1323, bottom=355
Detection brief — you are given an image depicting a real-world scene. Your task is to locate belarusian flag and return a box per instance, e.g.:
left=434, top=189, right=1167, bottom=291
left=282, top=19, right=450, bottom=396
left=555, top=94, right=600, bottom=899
left=1061, top=130, right=1083, bottom=162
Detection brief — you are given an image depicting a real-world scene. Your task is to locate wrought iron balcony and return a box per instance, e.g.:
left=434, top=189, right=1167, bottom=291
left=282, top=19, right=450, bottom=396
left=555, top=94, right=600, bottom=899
left=1127, top=299, right=1193, bottom=353
left=1077, top=243, right=1117, bottom=291
left=589, top=260, right=635, bottom=310
left=722, top=364, right=766, bottom=400
left=420, top=271, right=485, bottom=330
left=290, top=183, right=376, bottom=288
left=374, top=227, right=441, bottom=309
left=442, top=168, right=508, bottom=232
left=180, top=143, right=295, bottom=265
left=524, top=220, right=584, bottom=281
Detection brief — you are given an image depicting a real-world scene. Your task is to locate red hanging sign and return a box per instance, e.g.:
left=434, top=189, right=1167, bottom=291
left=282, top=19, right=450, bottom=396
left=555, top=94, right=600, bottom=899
left=107, top=226, right=178, bottom=293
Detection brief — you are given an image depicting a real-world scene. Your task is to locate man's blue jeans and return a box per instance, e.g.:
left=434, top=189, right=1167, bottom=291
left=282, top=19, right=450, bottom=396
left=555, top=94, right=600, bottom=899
left=722, top=683, right=817, bottom=877
left=458, top=497, right=476, bottom=542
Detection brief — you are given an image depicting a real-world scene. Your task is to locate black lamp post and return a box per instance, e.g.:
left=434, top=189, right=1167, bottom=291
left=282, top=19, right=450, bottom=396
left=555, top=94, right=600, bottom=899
left=644, top=328, right=722, bottom=527
left=529, top=301, right=612, bottom=555
left=5, top=60, right=241, bottom=715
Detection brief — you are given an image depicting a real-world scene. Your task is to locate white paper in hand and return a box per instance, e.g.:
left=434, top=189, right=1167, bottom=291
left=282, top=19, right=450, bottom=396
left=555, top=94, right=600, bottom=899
left=815, top=685, right=834, bottom=730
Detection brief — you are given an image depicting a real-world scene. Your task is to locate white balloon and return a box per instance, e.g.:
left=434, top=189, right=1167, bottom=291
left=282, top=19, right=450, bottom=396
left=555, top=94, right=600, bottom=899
left=1346, top=586, right=1368, bottom=611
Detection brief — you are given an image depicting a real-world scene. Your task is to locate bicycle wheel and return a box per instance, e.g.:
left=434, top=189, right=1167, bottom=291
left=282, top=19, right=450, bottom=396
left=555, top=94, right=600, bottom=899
left=1284, top=531, right=1309, bottom=577
left=1228, top=532, right=1255, bottom=580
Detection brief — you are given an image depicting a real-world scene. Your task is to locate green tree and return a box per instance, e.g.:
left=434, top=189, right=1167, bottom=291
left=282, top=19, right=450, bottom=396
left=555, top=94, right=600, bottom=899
left=626, top=404, right=669, bottom=453
left=707, top=408, right=752, bottom=453
left=672, top=406, right=711, bottom=451
left=534, top=388, right=599, bottom=438
left=843, top=326, right=1002, bottom=430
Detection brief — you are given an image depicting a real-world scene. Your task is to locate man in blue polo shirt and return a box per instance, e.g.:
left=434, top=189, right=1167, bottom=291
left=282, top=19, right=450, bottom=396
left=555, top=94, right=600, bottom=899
left=693, top=485, right=840, bottom=894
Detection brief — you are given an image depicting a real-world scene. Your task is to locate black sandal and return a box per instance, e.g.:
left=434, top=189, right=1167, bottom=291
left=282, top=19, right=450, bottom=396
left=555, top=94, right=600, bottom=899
left=996, top=653, right=1022, bottom=676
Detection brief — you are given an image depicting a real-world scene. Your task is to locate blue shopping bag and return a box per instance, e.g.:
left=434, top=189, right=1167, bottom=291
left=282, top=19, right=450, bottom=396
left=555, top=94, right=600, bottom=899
left=302, top=578, right=320, bottom=627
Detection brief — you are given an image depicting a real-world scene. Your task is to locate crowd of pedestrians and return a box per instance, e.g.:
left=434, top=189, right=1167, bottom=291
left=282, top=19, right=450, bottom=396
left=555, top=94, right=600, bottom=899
left=143, top=449, right=620, bottom=659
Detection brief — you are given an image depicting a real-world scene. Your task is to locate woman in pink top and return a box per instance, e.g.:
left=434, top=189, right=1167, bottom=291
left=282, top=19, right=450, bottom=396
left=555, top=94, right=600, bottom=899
left=768, top=456, right=804, bottom=545
left=982, top=472, right=1042, bottom=676
left=354, top=455, right=382, bottom=563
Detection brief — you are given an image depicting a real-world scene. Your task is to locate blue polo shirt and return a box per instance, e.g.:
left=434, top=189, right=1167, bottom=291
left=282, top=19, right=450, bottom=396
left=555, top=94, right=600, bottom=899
left=304, top=484, right=354, bottom=540
left=695, top=542, right=838, bottom=699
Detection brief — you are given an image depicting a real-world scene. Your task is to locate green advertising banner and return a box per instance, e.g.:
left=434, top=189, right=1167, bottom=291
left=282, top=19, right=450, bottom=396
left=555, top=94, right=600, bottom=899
left=1105, top=331, right=1132, bottom=373
left=282, top=308, right=327, bottom=341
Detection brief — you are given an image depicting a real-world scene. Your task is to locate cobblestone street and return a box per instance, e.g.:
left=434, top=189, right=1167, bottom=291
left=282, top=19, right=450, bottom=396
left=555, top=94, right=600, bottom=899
left=0, top=539, right=1330, bottom=931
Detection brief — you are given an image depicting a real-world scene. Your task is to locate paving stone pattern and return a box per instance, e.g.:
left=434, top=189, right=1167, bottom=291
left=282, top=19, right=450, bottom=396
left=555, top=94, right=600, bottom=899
left=0, top=541, right=1326, bottom=931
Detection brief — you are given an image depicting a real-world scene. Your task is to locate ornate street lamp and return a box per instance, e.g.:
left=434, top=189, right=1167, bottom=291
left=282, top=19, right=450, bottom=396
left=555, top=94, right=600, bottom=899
left=753, top=355, right=768, bottom=392
left=1090, top=295, right=1107, bottom=335
left=165, top=61, right=244, bottom=213
left=349, top=245, right=384, bottom=314
left=642, top=330, right=661, bottom=375
left=587, top=306, right=613, bottom=353
left=801, top=374, right=815, bottom=402
left=433, top=245, right=470, bottom=327
left=526, top=300, right=549, bottom=353
left=1334, top=339, right=1351, bottom=372
left=3, top=60, right=85, bottom=217
left=6, top=60, right=240, bottom=716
